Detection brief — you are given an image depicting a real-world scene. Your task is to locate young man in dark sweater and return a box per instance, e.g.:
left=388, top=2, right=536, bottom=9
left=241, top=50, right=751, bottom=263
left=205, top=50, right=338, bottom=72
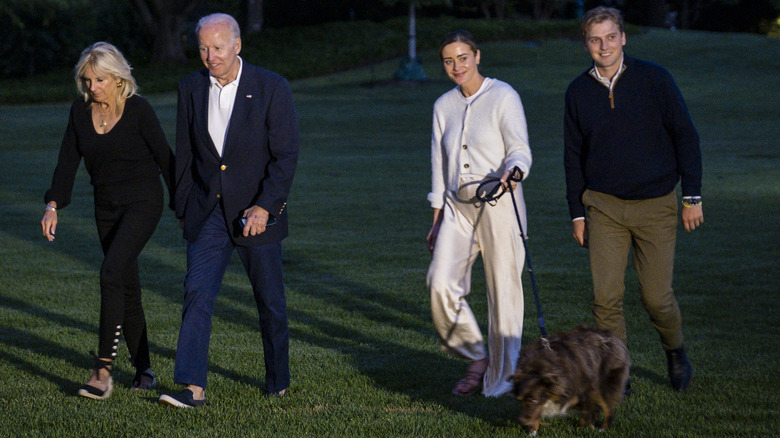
left=564, top=6, right=703, bottom=392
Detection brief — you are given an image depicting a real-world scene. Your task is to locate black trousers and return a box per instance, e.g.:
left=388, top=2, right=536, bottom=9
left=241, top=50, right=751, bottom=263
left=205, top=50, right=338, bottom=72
left=93, top=177, right=163, bottom=370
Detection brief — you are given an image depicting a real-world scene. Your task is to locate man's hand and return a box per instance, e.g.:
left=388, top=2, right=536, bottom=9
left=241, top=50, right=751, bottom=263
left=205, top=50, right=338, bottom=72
left=573, top=218, right=588, bottom=248
left=681, top=205, right=703, bottom=232
left=242, top=206, right=271, bottom=237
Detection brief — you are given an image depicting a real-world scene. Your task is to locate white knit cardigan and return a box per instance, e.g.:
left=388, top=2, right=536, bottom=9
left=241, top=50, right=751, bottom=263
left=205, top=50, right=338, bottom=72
left=428, top=77, right=532, bottom=209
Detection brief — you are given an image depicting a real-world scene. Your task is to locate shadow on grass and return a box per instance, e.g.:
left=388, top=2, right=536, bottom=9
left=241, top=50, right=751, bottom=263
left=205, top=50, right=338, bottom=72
left=0, top=200, right=278, bottom=394
left=273, top=249, right=524, bottom=427
left=2, top=195, right=526, bottom=429
left=631, top=366, right=666, bottom=387
left=12, top=184, right=779, bottom=428
left=1, top=327, right=86, bottom=394
left=1, top=248, right=523, bottom=427
left=0, top=293, right=268, bottom=393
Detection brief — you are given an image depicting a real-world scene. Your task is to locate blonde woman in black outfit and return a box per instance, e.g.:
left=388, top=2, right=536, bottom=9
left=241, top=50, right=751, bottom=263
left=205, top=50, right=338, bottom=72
left=40, top=42, right=175, bottom=400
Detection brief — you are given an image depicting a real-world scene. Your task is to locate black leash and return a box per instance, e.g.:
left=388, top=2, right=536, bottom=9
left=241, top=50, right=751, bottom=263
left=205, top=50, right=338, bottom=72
left=476, top=167, right=550, bottom=348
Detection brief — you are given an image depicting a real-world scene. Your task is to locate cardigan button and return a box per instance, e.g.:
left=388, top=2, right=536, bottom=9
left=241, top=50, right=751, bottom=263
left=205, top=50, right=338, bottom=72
left=220, top=164, right=227, bottom=170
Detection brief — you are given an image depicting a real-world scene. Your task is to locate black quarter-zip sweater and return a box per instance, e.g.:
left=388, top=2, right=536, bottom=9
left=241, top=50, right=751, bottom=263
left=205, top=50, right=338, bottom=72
left=564, top=54, right=701, bottom=220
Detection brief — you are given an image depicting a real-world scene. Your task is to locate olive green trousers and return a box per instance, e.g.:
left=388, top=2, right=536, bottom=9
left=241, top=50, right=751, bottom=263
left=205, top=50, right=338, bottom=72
left=583, top=189, right=685, bottom=351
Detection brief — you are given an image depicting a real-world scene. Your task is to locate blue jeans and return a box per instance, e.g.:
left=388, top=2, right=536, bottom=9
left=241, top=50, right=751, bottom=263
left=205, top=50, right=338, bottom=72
left=173, top=203, right=289, bottom=392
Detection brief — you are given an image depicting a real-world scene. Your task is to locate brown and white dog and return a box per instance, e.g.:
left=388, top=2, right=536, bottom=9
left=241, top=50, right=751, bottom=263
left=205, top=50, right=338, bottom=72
left=509, top=326, right=630, bottom=435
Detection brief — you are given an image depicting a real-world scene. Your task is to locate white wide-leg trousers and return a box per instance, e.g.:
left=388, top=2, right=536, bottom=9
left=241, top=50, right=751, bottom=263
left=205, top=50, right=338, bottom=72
left=427, top=176, right=526, bottom=397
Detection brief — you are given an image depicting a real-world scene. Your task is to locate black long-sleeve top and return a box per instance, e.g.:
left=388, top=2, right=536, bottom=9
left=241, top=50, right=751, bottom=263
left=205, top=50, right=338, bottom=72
left=45, top=95, right=175, bottom=209
left=564, top=55, right=701, bottom=220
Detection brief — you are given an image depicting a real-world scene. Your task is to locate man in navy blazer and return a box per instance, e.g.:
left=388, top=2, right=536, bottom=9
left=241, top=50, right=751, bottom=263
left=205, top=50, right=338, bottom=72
left=160, top=13, right=299, bottom=408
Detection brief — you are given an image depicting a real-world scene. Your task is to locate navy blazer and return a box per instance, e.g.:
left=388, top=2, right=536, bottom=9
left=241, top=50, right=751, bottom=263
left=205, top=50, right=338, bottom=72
left=175, top=62, right=299, bottom=245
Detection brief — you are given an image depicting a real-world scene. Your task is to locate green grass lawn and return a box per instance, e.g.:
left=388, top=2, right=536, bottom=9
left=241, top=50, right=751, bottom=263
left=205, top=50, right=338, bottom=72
left=1, top=28, right=778, bottom=437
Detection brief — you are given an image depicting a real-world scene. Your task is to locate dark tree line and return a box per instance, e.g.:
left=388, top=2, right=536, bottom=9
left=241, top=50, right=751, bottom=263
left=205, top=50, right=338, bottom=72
left=1, top=0, right=777, bottom=78
left=0, top=0, right=261, bottom=77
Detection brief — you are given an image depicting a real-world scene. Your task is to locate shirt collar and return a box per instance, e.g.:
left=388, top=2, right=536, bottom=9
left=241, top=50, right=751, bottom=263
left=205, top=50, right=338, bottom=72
left=590, top=54, right=625, bottom=87
left=208, top=56, right=243, bottom=89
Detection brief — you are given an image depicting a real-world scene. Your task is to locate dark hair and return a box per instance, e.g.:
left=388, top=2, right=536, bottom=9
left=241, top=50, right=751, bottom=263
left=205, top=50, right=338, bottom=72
left=581, top=6, right=625, bottom=40
left=438, top=30, right=479, bottom=60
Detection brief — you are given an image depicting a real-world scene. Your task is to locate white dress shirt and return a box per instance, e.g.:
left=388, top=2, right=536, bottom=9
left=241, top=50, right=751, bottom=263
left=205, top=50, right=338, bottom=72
left=208, top=57, right=244, bottom=157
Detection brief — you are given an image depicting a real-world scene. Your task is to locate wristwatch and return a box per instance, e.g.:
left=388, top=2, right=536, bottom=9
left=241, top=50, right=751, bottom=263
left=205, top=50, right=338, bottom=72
left=682, top=197, right=701, bottom=208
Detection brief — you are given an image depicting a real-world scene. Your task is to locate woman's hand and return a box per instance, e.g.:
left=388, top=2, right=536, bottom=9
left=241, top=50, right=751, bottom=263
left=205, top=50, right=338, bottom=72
left=499, top=169, right=520, bottom=191
left=427, top=208, right=443, bottom=254
left=41, top=203, right=58, bottom=241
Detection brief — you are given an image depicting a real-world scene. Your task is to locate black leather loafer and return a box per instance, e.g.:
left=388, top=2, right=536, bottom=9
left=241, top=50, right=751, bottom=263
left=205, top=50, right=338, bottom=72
left=666, top=346, right=693, bottom=391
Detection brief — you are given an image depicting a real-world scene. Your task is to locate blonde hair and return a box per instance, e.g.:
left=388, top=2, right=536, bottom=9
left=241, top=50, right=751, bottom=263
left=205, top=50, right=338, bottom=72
left=581, top=7, right=625, bottom=41
left=74, top=42, right=137, bottom=110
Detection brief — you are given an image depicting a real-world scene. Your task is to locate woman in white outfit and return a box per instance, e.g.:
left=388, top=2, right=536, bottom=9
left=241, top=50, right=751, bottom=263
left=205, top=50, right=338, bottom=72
left=426, top=30, right=532, bottom=397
